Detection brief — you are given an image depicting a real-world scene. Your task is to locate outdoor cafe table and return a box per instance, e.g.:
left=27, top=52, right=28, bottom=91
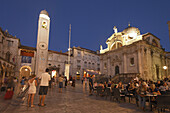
left=146, top=93, right=157, bottom=110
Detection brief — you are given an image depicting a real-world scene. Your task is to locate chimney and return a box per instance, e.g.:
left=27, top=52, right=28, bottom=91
left=167, top=21, right=170, bottom=43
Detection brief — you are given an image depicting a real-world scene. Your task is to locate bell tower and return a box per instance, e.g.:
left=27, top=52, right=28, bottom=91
left=35, top=10, right=50, bottom=77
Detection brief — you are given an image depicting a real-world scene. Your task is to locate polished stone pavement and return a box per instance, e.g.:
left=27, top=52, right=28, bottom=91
left=0, top=82, right=157, bottom=113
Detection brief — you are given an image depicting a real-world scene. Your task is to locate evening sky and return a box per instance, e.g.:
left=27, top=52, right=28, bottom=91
left=0, top=0, right=170, bottom=52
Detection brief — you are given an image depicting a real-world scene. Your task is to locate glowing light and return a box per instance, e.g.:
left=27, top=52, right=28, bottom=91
left=52, top=70, right=56, bottom=77
left=25, top=69, right=28, bottom=71
left=40, top=14, right=50, bottom=20
left=129, top=32, right=137, bottom=37
left=163, top=66, right=167, bottom=70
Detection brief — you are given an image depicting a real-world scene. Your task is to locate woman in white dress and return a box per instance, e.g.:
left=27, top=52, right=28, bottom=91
left=28, top=75, right=37, bottom=107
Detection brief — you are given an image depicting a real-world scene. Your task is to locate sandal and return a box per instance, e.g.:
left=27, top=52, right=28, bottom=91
left=31, top=105, right=35, bottom=108
left=41, top=104, right=46, bottom=107
left=38, top=103, right=41, bottom=106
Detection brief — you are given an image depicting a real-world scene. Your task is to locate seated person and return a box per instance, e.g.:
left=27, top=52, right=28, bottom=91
left=93, top=82, right=98, bottom=89
left=116, top=81, right=124, bottom=90
left=155, top=80, right=162, bottom=89
left=128, top=82, right=135, bottom=94
left=149, top=84, right=161, bottom=95
left=159, top=82, right=169, bottom=94
left=104, top=81, right=108, bottom=89
left=98, top=82, right=104, bottom=89
left=108, top=81, right=111, bottom=87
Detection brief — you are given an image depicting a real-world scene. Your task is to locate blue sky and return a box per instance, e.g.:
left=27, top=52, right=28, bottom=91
left=1, top=0, right=170, bottom=52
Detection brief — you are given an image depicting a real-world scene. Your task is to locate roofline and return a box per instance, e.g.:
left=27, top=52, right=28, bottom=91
left=48, top=50, right=68, bottom=56
left=142, top=32, right=160, bottom=40
left=72, top=46, right=98, bottom=55
left=19, top=45, right=36, bottom=51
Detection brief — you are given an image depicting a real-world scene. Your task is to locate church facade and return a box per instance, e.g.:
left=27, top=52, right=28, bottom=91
left=100, top=25, right=170, bottom=81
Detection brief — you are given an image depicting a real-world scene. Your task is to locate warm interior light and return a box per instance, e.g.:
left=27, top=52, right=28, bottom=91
left=25, top=69, right=28, bottom=71
left=163, top=66, right=167, bottom=70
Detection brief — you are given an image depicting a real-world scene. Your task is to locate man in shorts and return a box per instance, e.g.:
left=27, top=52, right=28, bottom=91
left=38, top=68, right=51, bottom=107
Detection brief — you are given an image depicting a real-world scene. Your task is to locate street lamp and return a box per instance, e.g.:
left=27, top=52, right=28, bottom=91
left=163, top=66, right=168, bottom=78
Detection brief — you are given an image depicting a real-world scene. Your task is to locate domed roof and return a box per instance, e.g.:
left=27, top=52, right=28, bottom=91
left=123, top=26, right=140, bottom=36
left=40, top=10, right=49, bottom=16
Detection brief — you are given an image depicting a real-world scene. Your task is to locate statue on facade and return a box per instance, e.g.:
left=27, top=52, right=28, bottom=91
left=100, top=45, right=103, bottom=50
left=113, top=26, right=118, bottom=33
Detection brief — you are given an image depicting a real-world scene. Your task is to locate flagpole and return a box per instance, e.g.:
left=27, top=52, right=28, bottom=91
left=68, top=24, right=71, bottom=64
left=65, top=24, right=71, bottom=80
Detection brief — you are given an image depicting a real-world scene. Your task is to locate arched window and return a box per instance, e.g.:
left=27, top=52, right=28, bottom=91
left=111, top=42, right=122, bottom=50
left=111, top=44, right=116, bottom=50
left=117, top=42, right=122, bottom=48
left=152, top=39, right=158, bottom=47
left=84, top=62, right=87, bottom=67
left=115, top=65, right=119, bottom=75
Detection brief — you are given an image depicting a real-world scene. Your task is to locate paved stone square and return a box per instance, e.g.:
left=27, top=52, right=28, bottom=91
left=0, top=82, right=163, bottom=113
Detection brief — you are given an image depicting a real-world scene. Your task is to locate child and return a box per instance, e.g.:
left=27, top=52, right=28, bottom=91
left=28, top=75, right=37, bottom=107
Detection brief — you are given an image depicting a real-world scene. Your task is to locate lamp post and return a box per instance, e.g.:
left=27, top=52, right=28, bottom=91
left=163, top=66, right=168, bottom=78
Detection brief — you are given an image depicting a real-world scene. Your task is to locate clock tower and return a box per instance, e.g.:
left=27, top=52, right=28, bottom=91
left=35, top=10, right=50, bottom=77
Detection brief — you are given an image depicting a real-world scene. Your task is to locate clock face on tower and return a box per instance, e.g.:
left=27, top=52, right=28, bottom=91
left=42, top=20, right=47, bottom=29
left=39, top=42, right=47, bottom=50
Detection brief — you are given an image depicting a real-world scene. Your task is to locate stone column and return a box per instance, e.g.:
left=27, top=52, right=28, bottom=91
left=138, top=48, right=142, bottom=77
left=123, top=53, right=127, bottom=73
left=107, top=56, right=111, bottom=76
left=2, top=69, right=6, bottom=84
left=100, top=56, right=103, bottom=74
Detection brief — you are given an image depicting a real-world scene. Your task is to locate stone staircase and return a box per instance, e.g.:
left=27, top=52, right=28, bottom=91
left=111, top=73, right=140, bottom=84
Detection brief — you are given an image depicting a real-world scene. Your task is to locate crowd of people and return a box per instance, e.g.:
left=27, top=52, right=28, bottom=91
left=89, top=76, right=170, bottom=111
left=1, top=70, right=170, bottom=111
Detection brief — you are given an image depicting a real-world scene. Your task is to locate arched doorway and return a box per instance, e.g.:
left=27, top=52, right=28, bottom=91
left=20, top=66, right=32, bottom=79
left=115, top=65, right=119, bottom=75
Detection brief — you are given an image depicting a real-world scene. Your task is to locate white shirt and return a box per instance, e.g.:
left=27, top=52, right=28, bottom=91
left=39, top=72, right=51, bottom=86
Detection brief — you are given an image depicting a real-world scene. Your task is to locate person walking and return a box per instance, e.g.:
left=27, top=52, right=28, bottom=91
left=72, top=76, right=76, bottom=87
left=38, top=68, right=51, bottom=107
left=58, top=75, right=64, bottom=93
left=89, top=76, right=93, bottom=95
left=64, top=77, right=67, bottom=88
left=27, top=74, right=37, bottom=107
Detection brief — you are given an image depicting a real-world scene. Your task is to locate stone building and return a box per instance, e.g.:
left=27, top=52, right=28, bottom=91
left=0, top=28, right=20, bottom=84
left=100, top=25, right=170, bottom=81
left=70, top=46, right=100, bottom=77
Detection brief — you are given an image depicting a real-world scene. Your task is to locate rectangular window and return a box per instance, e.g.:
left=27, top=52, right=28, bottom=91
left=77, top=60, right=81, bottom=64
left=104, top=63, right=107, bottom=69
left=130, top=58, right=134, bottom=66
left=77, top=51, right=81, bottom=57
left=21, top=56, right=32, bottom=63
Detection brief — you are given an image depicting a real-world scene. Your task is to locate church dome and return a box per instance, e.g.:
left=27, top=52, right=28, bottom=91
left=40, top=10, right=49, bottom=16
left=122, top=26, right=140, bottom=36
